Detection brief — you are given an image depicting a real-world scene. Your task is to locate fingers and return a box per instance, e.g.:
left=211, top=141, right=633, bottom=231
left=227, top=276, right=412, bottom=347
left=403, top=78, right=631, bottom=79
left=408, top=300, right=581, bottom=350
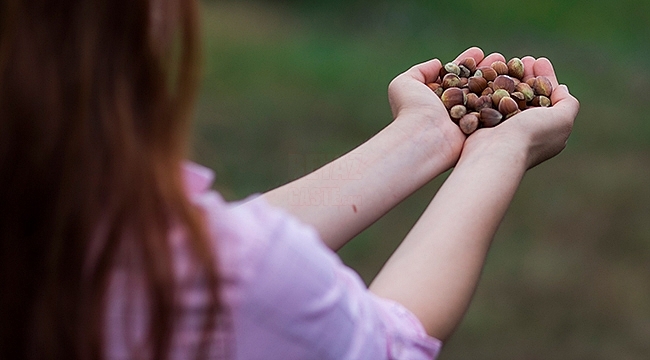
left=405, top=58, right=442, bottom=84
left=521, top=56, right=536, bottom=80
left=533, top=58, right=559, bottom=88
left=453, top=47, right=485, bottom=66
left=477, top=52, right=506, bottom=68
left=550, top=84, right=580, bottom=119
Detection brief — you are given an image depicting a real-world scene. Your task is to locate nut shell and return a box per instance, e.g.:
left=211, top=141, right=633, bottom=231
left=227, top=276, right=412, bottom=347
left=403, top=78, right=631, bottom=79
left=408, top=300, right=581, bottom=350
left=449, top=104, right=467, bottom=121
left=477, top=66, right=498, bottom=81
left=531, top=95, right=551, bottom=107
left=498, top=96, right=519, bottom=117
left=493, top=75, right=516, bottom=93
left=479, top=108, right=503, bottom=127
left=459, top=58, right=477, bottom=73
left=507, top=58, right=525, bottom=79
left=492, top=89, right=510, bottom=107
left=533, top=76, right=553, bottom=97
left=442, top=73, right=461, bottom=89
left=459, top=113, right=480, bottom=135
left=491, top=61, right=509, bottom=75
left=467, top=76, right=488, bottom=94
left=440, top=87, right=465, bottom=109
left=515, top=82, right=535, bottom=102
left=511, top=91, right=527, bottom=110
left=443, top=62, right=461, bottom=76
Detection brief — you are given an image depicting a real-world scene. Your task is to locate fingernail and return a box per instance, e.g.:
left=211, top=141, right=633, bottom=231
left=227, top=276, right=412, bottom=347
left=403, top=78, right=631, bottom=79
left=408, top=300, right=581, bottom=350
left=560, top=84, right=569, bottom=92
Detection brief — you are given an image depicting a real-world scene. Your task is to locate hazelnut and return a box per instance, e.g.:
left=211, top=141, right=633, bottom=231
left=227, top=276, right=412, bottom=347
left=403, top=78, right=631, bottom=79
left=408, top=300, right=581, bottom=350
left=507, top=57, right=525, bottom=79
left=465, top=93, right=479, bottom=110
left=459, top=58, right=477, bottom=73
left=449, top=104, right=467, bottom=121
left=511, top=91, right=527, bottom=110
left=526, top=77, right=537, bottom=88
left=459, top=113, right=480, bottom=135
left=481, top=87, right=494, bottom=96
left=440, top=87, right=465, bottom=109
left=492, top=89, right=510, bottom=107
left=493, top=75, right=516, bottom=93
left=498, top=96, right=519, bottom=117
left=459, top=65, right=472, bottom=78
left=475, top=95, right=493, bottom=111
left=443, top=62, right=461, bottom=76
left=477, top=66, right=498, bottom=81
left=531, top=95, right=551, bottom=107
left=533, top=76, right=553, bottom=97
left=479, top=108, right=503, bottom=127
left=467, top=76, right=488, bottom=94
left=515, top=82, right=535, bottom=102
left=460, top=77, right=469, bottom=88
left=442, top=73, right=461, bottom=89
left=491, top=61, right=509, bottom=75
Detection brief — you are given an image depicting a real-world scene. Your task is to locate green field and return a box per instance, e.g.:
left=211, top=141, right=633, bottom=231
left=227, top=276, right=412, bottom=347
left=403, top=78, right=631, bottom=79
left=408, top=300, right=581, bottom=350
left=192, top=1, right=650, bottom=358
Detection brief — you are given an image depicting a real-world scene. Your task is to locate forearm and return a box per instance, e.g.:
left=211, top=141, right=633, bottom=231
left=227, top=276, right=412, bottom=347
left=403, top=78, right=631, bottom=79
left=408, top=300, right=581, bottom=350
left=369, top=142, right=527, bottom=341
left=261, top=117, right=457, bottom=251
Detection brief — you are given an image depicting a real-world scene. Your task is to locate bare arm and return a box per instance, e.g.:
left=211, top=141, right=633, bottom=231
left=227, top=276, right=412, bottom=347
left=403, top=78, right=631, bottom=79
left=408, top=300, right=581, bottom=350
left=369, top=57, right=580, bottom=341
left=261, top=49, right=484, bottom=251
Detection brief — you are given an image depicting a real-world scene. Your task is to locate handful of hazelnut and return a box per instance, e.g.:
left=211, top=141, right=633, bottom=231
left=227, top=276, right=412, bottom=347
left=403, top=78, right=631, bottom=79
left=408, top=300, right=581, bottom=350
left=427, top=57, right=554, bottom=135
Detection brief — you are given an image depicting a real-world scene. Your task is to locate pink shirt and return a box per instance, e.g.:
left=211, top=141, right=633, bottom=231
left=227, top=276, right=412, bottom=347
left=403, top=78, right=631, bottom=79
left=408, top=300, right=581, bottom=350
left=106, top=162, right=442, bottom=359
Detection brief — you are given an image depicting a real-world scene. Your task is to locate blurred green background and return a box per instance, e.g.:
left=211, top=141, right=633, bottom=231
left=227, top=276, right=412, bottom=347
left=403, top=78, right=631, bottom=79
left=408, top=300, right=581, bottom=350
left=191, top=1, right=650, bottom=358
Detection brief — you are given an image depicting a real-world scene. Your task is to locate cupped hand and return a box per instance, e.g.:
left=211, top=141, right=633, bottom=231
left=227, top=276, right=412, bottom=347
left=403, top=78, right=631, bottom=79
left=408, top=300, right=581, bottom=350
left=387, top=47, right=496, bottom=168
left=462, top=57, right=580, bottom=169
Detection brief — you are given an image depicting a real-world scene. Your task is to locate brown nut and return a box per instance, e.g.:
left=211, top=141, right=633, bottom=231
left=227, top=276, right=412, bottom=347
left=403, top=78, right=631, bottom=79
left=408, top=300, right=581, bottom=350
left=492, top=89, right=510, bottom=107
left=498, top=96, right=519, bottom=117
left=515, top=82, right=535, bottom=102
left=491, top=61, right=509, bottom=75
left=440, top=87, right=465, bottom=109
left=507, top=58, right=525, bottom=79
left=449, top=104, right=467, bottom=121
left=465, top=93, right=479, bottom=110
left=443, top=62, right=461, bottom=76
left=460, top=77, right=469, bottom=88
left=511, top=91, right=527, bottom=110
left=467, top=76, right=488, bottom=94
left=481, top=86, right=494, bottom=96
left=526, top=77, right=537, bottom=88
left=476, top=66, right=498, bottom=81
left=459, top=113, right=480, bottom=135
left=475, top=95, right=493, bottom=111
left=479, top=108, right=503, bottom=127
left=531, top=95, right=551, bottom=107
left=493, top=75, right=516, bottom=93
left=459, top=57, right=477, bottom=73
left=533, top=76, right=553, bottom=97
left=442, top=73, right=461, bottom=89
left=459, top=65, right=472, bottom=78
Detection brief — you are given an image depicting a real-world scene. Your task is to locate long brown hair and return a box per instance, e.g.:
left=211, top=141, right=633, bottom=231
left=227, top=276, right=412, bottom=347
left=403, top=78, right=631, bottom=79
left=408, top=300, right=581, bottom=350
left=0, top=0, right=221, bottom=358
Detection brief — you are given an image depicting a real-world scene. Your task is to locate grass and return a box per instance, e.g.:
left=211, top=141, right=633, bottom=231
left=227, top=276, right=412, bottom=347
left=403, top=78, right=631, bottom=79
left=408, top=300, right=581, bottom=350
left=192, top=1, right=650, bottom=358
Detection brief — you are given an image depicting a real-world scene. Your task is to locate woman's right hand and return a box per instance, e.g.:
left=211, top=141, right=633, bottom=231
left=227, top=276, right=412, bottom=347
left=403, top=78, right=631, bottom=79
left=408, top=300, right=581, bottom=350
left=461, top=56, right=580, bottom=169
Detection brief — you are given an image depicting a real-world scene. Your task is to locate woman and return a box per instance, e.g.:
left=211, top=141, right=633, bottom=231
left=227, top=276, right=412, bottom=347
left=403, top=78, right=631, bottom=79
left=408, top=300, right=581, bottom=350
left=0, top=0, right=579, bottom=359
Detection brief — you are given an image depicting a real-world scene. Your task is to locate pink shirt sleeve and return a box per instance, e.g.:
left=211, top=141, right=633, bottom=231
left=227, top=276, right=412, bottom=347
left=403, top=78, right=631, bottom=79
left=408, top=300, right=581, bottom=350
left=184, top=162, right=442, bottom=359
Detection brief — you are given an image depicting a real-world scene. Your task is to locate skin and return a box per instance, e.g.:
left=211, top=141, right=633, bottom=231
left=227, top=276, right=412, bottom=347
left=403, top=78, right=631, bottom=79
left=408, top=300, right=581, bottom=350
left=261, top=47, right=580, bottom=342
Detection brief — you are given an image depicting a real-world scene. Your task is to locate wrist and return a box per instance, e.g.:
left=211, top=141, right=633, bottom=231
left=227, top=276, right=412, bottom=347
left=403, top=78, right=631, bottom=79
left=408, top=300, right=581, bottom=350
left=391, top=113, right=464, bottom=171
left=459, top=131, right=529, bottom=171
